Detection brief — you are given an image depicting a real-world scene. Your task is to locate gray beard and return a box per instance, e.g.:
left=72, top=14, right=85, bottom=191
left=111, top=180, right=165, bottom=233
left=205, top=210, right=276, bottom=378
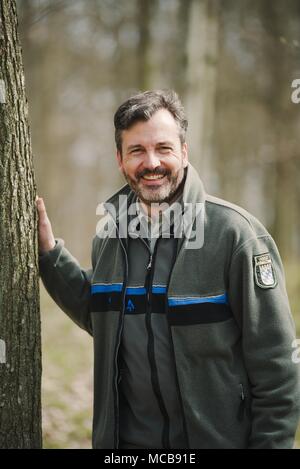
left=124, top=167, right=185, bottom=205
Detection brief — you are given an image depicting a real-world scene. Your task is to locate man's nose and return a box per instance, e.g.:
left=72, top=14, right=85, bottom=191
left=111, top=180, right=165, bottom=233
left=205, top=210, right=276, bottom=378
left=143, top=151, right=161, bottom=170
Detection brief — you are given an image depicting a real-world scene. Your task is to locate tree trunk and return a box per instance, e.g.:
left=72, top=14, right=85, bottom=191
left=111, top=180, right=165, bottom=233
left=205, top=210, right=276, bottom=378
left=184, top=0, right=220, bottom=180
left=174, top=0, right=192, bottom=97
left=137, top=0, right=156, bottom=90
left=0, top=0, right=42, bottom=448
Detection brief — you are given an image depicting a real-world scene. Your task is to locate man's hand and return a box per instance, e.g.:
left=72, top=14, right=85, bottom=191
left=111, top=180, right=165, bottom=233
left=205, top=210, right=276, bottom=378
left=36, top=196, right=56, bottom=253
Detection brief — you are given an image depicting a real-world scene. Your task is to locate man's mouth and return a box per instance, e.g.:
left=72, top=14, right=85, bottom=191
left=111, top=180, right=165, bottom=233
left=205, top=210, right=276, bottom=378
left=141, top=174, right=165, bottom=181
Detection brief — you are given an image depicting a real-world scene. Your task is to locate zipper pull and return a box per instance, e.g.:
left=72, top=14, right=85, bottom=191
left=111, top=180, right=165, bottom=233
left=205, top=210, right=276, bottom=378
left=146, top=254, right=153, bottom=303
left=239, top=383, right=245, bottom=401
left=237, top=383, right=246, bottom=421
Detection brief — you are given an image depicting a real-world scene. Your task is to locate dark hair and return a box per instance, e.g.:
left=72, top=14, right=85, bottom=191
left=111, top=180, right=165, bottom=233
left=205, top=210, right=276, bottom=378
left=114, top=89, right=188, bottom=153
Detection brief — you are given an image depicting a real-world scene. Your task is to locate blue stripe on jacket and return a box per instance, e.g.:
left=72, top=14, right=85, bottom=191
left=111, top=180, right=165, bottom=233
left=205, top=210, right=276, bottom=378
left=168, top=293, right=228, bottom=307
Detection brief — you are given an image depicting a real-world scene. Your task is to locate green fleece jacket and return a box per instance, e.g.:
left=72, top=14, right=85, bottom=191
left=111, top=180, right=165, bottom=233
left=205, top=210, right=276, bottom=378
left=39, top=163, right=300, bottom=449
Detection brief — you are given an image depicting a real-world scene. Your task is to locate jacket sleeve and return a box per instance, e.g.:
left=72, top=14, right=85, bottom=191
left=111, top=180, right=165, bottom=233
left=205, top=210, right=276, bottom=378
left=39, top=238, right=97, bottom=336
left=228, top=234, right=300, bottom=448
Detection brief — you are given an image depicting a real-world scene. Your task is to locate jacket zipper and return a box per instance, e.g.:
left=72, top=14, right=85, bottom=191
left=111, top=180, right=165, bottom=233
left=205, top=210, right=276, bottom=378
left=145, top=238, right=171, bottom=449
left=113, top=230, right=128, bottom=449
left=165, top=239, right=190, bottom=449
left=237, top=383, right=246, bottom=421
left=240, top=383, right=245, bottom=401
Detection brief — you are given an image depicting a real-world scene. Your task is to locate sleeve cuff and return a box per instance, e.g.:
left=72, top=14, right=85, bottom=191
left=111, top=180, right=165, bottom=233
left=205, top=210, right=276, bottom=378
left=39, top=238, right=65, bottom=267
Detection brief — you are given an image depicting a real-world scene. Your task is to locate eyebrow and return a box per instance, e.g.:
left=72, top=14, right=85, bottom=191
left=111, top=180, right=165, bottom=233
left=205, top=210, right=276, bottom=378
left=127, top=144, right=144, bottom=151
left=156, top=141, right=174, bottom=147
left=127, top=142, right=174, bottom=151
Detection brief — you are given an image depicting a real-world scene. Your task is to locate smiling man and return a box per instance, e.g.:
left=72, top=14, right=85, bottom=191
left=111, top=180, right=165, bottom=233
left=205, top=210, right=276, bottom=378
left=116, top=106, right=188, bottom=207
left=37, top=89, right=300, bottom=449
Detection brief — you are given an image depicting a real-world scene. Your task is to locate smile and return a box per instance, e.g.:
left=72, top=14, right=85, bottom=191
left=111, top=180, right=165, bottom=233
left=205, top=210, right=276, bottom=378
left=142, top=174, right=165, bottom=181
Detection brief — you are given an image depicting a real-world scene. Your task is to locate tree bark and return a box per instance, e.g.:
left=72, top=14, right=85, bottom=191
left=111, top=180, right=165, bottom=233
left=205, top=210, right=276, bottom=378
left=0, top=0, right=42, bottom=448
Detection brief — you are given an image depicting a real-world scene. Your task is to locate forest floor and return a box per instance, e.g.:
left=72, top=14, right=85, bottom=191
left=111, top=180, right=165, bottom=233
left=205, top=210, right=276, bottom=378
left=41, top=262, right=300, bottom=449
left=41, top=284, right=93, bottom=449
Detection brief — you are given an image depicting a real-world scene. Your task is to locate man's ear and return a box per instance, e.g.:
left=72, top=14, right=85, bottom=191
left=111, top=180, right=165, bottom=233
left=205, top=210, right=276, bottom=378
left=116, top=150, right=123, bottom=169
left=182, top=142, right=188, bottom=168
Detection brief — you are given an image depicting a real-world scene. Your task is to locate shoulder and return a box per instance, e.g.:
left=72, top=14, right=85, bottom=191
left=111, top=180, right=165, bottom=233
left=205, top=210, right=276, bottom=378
left=205, top=194, right=271, bottom=250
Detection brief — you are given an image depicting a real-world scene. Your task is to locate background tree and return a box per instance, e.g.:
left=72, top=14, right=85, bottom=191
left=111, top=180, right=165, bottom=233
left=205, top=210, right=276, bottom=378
left=0, top=0, right=42, bottom=448
left=184, top=0, right=220, bottom=178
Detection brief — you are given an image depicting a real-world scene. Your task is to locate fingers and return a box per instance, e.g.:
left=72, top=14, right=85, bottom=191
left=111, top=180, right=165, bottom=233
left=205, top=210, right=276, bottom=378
left=36, top=196, right=49, bottom=227
left=35, top=196, right=56, bottom=252
left=36, top=196, right=46, bottom=214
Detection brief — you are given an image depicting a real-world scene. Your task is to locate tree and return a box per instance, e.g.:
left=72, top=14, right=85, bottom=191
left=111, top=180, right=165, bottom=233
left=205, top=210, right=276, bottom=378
left=137, top=0, right=156, bottom=90
left=0, top=0, right=42, bottom=448
left=184, top=0, right=220, bottom=179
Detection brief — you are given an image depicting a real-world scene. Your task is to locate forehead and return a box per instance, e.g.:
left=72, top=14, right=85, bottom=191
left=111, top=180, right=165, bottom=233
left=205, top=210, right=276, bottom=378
left=122, top=109, right=180, bottom=148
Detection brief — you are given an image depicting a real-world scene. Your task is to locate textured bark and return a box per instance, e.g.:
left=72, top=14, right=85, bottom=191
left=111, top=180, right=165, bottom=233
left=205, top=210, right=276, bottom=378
left=0, top=0, right=42, bottom=448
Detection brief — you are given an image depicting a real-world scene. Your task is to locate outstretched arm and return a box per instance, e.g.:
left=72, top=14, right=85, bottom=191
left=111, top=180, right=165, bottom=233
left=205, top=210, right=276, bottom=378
left=36, top=197, right=93, bottom=335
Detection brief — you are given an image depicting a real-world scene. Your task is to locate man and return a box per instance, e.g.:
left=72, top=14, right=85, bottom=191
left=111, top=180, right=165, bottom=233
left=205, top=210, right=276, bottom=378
left=37, top=89, right=300, bottom=449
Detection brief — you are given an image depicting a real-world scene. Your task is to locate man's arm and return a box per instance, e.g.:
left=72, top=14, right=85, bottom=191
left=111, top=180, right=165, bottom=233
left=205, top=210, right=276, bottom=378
left=37, top=197, right=94, bottom=335
left=228, top=234, right=300, bottom=448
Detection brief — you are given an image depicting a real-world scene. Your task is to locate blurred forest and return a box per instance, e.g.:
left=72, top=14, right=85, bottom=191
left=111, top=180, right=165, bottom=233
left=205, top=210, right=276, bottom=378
left=15, top=0, right=300, bottom=448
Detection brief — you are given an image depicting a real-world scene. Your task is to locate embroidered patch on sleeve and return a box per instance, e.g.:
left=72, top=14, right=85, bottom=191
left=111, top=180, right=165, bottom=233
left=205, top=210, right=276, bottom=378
left=253, top=253, right=277, bottom=289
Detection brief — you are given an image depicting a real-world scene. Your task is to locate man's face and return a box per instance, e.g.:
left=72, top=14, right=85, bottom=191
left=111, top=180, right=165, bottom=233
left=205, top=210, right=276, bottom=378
left=116, top=109, right=188, bottom=205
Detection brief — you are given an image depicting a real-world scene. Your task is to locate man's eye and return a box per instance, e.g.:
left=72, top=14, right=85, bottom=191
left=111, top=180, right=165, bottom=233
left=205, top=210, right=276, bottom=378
left=159, top=146, right=172, bottom=152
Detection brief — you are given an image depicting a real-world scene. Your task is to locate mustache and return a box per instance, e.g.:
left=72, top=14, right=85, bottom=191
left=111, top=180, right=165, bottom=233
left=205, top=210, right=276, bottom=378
left=136, top=167, right=171, bottom=180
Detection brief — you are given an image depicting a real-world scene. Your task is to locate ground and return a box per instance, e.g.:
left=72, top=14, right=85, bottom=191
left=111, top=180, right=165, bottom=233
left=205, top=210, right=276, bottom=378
left=41, top=284, right=93, bottom=449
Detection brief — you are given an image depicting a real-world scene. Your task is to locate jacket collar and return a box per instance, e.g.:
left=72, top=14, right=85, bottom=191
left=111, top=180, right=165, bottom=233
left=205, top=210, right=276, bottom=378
left=181, top=163, right=206, bottom=207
